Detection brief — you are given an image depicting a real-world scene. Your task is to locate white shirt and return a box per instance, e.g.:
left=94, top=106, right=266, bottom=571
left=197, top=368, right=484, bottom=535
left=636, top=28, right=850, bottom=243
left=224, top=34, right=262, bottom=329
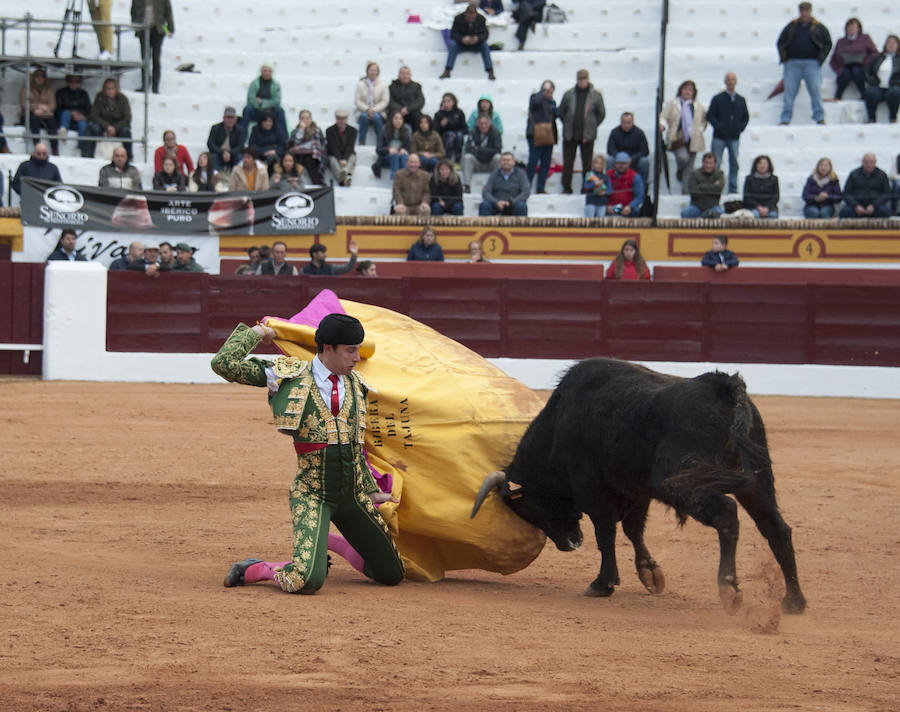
left=311, top=354, right=345, bottom=409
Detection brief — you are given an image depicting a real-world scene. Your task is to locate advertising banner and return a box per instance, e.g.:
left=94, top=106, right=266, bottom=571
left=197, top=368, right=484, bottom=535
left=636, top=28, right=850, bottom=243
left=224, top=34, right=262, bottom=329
left=20, top=179, right=335, bottom=236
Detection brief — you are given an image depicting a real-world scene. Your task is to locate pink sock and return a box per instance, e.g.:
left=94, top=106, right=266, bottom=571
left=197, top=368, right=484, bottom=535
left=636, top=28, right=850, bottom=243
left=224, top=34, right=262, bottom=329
left=243, top=560, right=289, bottom=583
left=327, top=534, right=365, bottom=573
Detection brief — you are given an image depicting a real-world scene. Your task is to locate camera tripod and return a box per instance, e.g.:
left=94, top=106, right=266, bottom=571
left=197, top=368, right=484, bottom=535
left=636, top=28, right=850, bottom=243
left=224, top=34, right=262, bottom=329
left=54, top=0, right=85, bottom=58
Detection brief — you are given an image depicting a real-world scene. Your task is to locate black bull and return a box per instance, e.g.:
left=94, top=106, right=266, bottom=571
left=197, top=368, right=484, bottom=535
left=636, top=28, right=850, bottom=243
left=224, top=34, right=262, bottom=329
left=472, top=358, right=807, bottom=614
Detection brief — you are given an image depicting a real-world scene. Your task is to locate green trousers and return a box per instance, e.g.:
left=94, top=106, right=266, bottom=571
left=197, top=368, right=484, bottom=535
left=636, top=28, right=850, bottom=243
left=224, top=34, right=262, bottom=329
left=275, top=444, right=404, bottom=593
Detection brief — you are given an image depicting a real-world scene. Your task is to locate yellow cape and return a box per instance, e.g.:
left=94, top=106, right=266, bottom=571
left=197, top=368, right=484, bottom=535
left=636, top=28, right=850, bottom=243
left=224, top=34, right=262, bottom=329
left=264, top=299, right=546, bottom=582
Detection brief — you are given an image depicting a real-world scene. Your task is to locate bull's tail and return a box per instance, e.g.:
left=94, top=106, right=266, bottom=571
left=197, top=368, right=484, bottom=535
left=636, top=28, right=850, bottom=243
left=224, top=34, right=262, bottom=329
left=663, top=373, right=767, bottom=501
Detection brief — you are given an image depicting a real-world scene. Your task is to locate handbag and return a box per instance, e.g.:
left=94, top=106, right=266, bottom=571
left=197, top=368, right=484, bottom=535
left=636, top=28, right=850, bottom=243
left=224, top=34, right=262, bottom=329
left=530, top=112, right=554, bottom=146
left=668, top=129, right=686, bottom=152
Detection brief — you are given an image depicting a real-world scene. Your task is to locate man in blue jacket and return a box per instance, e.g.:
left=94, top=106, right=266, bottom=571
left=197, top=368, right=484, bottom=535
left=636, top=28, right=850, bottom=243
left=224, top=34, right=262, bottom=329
left=479, top=151, right=530, bottom=216
left=707, top=73, right=749, bottom=194
left=12, top=143, right=62, bottom=195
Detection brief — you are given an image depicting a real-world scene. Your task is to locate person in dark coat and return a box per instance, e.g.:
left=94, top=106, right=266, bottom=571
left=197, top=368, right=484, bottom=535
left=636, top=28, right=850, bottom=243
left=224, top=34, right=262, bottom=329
left=430, top=159, right=464, bottom=216
left=131, top=0, right=174, bottom=93
left=301, top=242, right=359, bottom=275
left=440, top=4, right=495, bottom=80
left=558, top=69, right=606, bottom=194
left=525, top=80, right=559, bottom=194
left=830, top=17, right=878, bottom=100
left=863, top=35, right=900, bottom=123
left=512, top=0, right=545, bottom=51
left=406, top=225, right=445, bottom=261
left=55, top=74, right=92, bottom=157
left=207, top=106, right=246, bottom=172
left=86, top=78, right=133, bottom=160
left=388, top=66, right=425, bottom=132
left=479, top=151, right=530, bottom=216
left=701, top=235, right=739, bottom=272
left=325, top=109, right=358, bottom=187
left=433, top=92, right=467, bottom=163
left=742, top=155, right=780, bottom=219
left=706, top=72, right=750, bottom=194
left=46, top=229, right=87, bottom=262
left=605, top=111, right=650, bottom=188
left=802, top=157, right=842, bottom=218
left=839, top=153, right=892, bottom=218
left=249, top=111, right=286, bottom=175
left=776, top=2, right=832, bottom=125
left=12, top=143, right=62, bottom=195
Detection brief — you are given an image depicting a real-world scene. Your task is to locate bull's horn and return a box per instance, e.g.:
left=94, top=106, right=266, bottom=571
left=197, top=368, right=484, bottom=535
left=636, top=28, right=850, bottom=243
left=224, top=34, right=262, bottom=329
left=470, top=470, right=506, bottom=519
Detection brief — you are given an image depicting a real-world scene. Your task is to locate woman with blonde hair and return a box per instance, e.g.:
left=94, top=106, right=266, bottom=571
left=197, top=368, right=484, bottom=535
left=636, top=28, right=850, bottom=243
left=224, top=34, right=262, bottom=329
left=802, top=157, right=842, bottom=218
left=605, top=238, right=650, bottom=280
left=355, top=61, right=389, bottom=145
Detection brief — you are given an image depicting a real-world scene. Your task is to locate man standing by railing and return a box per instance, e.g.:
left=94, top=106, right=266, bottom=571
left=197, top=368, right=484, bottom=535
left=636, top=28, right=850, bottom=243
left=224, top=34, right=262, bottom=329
left=131, top=0, right=174, bottom=94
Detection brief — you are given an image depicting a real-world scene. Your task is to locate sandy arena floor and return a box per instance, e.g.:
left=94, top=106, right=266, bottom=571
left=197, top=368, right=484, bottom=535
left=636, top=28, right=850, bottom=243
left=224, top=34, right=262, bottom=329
left=1, top=381, right=898, bottom=711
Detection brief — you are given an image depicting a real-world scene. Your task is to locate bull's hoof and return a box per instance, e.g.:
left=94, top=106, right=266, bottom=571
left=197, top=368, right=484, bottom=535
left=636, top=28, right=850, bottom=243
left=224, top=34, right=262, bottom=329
left=638, top=565, right=666, bottom=595
left=782, top=591, right=807, bottom=615
left=718, top=583, right=743, bottom=614
left=584, top=581, right=615, bottom=598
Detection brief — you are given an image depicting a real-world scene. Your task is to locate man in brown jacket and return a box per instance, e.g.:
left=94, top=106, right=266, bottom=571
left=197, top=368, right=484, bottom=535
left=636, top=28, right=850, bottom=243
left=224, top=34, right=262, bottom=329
left=391, top=153, right=431, bottom=215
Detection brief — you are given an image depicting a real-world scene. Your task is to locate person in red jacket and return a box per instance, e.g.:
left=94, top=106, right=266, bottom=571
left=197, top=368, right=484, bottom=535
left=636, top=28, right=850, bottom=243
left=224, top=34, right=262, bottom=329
left=154, top=129, right=194, bottom=176
left=605, top=238, right=651, bottom=280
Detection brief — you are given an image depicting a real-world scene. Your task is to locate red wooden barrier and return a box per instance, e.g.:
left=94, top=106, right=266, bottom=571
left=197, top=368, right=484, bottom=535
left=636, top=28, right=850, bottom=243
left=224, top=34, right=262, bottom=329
left=654, top=266, right=900, bottom=284
left=0, top=263, right=44, bottom=375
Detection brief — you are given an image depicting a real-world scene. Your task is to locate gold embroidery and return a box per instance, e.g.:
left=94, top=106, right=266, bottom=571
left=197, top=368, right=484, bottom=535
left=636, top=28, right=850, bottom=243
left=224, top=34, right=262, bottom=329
left=272, top=356, right=307, bottom=379
left=285, top=397, right=306, bottom=415
left=351, top=369, right=377, bottom=394
left=274, top=413, right=301, bottom=431
left=273, top=566, right=305, bottom=593
left=287, top=385, right=311, bottom=400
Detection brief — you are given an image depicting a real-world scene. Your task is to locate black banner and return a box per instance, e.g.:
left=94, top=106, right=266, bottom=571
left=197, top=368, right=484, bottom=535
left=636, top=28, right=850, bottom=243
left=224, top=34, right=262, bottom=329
left=20, top=179, right=336, bottom=235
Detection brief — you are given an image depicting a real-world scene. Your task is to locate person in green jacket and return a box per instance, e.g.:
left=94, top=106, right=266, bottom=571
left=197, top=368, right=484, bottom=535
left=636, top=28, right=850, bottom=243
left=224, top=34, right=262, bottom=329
left=171, top=242, right=204, bottom=272
left=241, top=62, right=287, bottom=140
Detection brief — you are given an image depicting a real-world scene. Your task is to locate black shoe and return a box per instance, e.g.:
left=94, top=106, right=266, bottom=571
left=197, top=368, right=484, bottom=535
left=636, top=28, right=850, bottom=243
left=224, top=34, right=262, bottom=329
left=464, top=184, right=471, bottom=193
left=372, top=162, right=382, bottom=178
left=135, top=86, right=147, bottom=92
left=816, top=119, right=825, bottom=125
left=224, top=558, right=262, bottom=587
left=440, top=68, right=451, bottom=79
left=487, top=70, right=496, bottom=80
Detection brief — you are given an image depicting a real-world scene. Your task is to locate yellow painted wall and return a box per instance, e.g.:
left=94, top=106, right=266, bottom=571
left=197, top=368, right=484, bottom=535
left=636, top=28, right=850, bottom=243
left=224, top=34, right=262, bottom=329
left=0, top=218, right=24, bottom=252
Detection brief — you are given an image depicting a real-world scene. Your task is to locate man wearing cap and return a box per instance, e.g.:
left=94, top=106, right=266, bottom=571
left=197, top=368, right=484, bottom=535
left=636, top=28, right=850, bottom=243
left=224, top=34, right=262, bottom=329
left=207, top=106, right=246, bottom=173
left=606, top=153, right=645, bottom=217
left=212, top=314, right=405, bottom=594
left=172, top=242, right=204, bottom=272
left=558, top=69, right=606, bottom=194
left=302, top=241, right=359, bottom=275
left=325, top=109, right=357, bottom=187
left=127, top=239, right=163, bottom=276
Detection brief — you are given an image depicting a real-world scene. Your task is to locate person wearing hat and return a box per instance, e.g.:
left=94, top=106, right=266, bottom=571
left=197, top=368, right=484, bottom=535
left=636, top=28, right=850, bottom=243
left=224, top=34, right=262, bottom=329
left=206, top=106, right=246, bottom=173
left=212, top=314, right=405, bottom=594
left=325, top=109, right=358, bottom=187
left=605, top=152, right=645, bottom=217
left=558, top=69, right=606, bottom=194
left=127, top=239, right=163, bottom=276
left=172, top=242, right=204, bottom=272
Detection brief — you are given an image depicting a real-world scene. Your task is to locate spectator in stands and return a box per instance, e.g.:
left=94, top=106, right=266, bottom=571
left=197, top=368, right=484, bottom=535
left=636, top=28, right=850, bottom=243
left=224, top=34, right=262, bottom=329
left=356, top=260, right=378, bottom=277
left=743, top=155, right=780, bottom=219
left=468, top=240, right=488, bottom=263
left=251, top=111, right=287, bottom=176
left=235, top=246, right=261, bottom=275
left=406, top=225, right=445, bottom=262
left=154, top=129, right=193, bottom=177
left=99, top=146, right=143, bottom=190
left=461, top=114, right=502, bottom=193
left=153, top=155, right=187, bottom=192
left=559, top=70, right=605, bottom=194
left=479, top=0, right=503, bottom=16
left=605, top=152, right=644, bottom=218
left=388, top=66, right=425, bottom=132
left=257, top=241, right=298, bottom=275
left=131, top=0, right=174, bottom=94
left=373, top=112, right=410, bottom=180
left=302, top=241, right=359, bottom=275
left=479, top=151, right=529, bottom=216
left=55, top=74, right=91, bottom=157
left=159, top=241, right=176, bottom=270
left=87, top=0, right=113, bottom=60
left=430, top=159, right=464, bottom=216
left=606, top=112, right=650, bottom=188
left=228, top=148, right=270, bottom=192
left=830, top=18, right=878, bottom=100
left=173, top=242, right=204, bottom=272
left=466, top=94, right=503, bottom=136
left=777, top=2, right=832, bottom=126
left=109, top=240, right=143, bottom=270
left=87, top=77, right=133, bottom=160
left=47, top=229, right=86, bottom=262
left=326, top=109, right=357, bottom=187
left=681, top=152, right=725, bottom=219
left=707, top=72, right=749, bottom=195
left=287, top=109, right=325, bottom=184
left=583, top=155, right=610, bottom=218
left=241, top=62, right=287, bottom=139
left=0, top=107, right=8, bottom=154
left=355, top=62, right=389, bottom=146
left=20, top=67, right=58, bottom=155
left=441, top=3, right=495, bottom=81
left=526, top=80, right=559, bottom=194
left=892, top=154, right=900, bottom=214
left=12, top=143, right=62, bottom=195
left=207, top=106, right=245, bottom=173
left=660, top=80, right=707, bottom=194
left=189, top=152, right=225, bottom=192
left=434, top=92, right=467, bottom=163
left=127, top=239, right=162, bottom=276
left=863, top=35, right=900, bottom=123
left=802, top=157, right=842, bottom=218
left=410, top=115, right=445, bottom=173
left=839, top=153, right=892, bottom=218
left=512, top=0, right=545, bottom=51
left=605, top=239, right=650, bottom=280
left=271, top=153, right=302, bottom=193
left=701, top=235, right=739, bottom=272
left=392, top=154, right=431, bottom=216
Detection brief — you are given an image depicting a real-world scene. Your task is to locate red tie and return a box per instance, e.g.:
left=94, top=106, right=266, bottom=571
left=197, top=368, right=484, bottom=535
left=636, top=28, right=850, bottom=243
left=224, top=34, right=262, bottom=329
left=328, top=374, right=340, bottom=416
